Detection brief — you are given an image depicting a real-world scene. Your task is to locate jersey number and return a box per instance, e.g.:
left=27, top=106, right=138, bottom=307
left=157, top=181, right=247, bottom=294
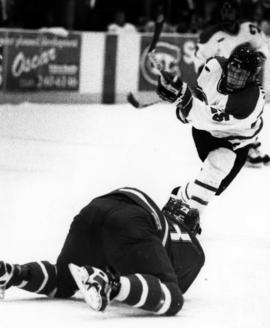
left=170, top=224, right=192, bottom=242
left=211, top=108, right=230, bottom=122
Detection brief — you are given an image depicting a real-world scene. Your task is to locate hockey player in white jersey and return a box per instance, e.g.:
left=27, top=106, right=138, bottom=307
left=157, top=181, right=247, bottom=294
left=194, top=0, right=269, bottom=168
left=157, top=43, right=265, bottom=234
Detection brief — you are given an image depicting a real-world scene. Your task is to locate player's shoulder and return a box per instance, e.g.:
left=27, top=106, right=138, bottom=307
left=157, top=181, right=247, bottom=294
left=239, top=20, right=256, bottom=30
left=199, top=24, right=222, bottom=44
left=239, top=20, right=265, bottom=36
left=226, top=83, right=265, bottom=119
left=203, top=56, right=226, bottom=73
left=239, top=20, right=252, bottom=28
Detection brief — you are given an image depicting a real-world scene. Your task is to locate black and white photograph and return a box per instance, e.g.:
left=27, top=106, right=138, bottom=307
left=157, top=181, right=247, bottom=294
left=0, top=0, right=270, bottom=327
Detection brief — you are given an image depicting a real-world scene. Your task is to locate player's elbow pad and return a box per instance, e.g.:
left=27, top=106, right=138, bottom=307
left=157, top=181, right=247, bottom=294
left=175, top=83, right=193, bottom=123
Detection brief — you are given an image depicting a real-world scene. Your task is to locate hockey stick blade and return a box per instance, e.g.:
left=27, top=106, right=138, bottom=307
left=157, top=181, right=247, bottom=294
left=127, top=92, right=161, bottom=109
left=127, top=92, right=141, bottom=108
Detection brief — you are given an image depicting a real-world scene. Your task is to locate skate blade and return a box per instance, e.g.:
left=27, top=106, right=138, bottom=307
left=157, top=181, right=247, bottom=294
left=68, top=263, right=103, bottom=312
left=245, top=162, right=263, bottom=168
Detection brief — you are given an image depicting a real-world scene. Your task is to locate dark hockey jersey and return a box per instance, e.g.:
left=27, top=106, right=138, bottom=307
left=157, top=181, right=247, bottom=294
left=104, top=187, right=205, bottom=293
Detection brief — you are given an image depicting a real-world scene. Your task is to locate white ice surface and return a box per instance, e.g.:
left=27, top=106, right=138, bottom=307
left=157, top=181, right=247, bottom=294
left=0, top=103, right=270, bottom=328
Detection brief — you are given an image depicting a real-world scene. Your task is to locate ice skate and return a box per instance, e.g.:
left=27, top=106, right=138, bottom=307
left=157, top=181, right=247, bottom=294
left=245, top=143, right=270, bottom=168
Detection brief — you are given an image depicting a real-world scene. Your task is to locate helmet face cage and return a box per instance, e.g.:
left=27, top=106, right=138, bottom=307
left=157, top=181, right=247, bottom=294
left=226, top=61, right=250, bottom=90
left=226, top=45, right=264, bottom=90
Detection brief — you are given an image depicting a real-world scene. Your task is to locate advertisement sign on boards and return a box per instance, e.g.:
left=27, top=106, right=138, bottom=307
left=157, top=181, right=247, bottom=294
left=0, top=30, right=81, bottom=91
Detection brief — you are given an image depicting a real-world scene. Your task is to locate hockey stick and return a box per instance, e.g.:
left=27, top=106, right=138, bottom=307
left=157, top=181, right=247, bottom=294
left=127, top=92, right=162, bottom=109
left=148, top=14, right=165, bottom=53
left=147, top=13, right=165, bottom=71
left=127, top=14, right=165, bottom=109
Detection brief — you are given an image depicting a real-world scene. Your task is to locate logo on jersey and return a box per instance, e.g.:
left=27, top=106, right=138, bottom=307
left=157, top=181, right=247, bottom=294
left=140, top=42, right=181, bottom=85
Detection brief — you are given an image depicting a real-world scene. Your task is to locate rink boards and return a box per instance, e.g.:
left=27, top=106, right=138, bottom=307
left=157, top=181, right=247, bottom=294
left=0, top=29, right=269, bottom=104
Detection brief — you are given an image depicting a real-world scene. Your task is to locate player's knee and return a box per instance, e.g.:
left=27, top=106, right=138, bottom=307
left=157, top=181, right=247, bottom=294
left=206, top=147, right=236, bottom=178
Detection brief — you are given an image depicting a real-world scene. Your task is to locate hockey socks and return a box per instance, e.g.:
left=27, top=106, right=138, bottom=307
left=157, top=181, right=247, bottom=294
left=114, top=274, right=183, bottom=315
left=178, top=147, right=236, bottom=215
left=69, top=264, right=183, bottom=315
left=9, top=261, right=57, bottom=296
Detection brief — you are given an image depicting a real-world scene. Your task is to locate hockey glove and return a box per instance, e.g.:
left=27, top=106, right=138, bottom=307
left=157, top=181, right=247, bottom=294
left=162, top=197, right=201, bottom=235
left=157, top=71, right=184, bottom=103
left=69, top=264, right=121, bottom=312
left=157, top=71, right=193, bottom=121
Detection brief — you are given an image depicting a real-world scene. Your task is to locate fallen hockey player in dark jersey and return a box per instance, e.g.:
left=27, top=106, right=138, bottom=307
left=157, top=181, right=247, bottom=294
left=0, top=187, right=204, bottom=316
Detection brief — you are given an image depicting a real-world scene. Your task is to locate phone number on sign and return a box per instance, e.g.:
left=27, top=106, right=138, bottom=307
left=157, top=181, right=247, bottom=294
left=37, top=75, right=79, bottom=89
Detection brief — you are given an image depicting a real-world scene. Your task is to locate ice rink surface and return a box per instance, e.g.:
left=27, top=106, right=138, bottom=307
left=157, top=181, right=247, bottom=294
left=0, top=102, right=270, bottom=328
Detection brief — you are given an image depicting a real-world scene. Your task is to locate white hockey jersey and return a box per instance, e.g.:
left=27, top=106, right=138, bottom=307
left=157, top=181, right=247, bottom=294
left=177, top=58, right=265, bottom=150
left=194, top=21, right=269, bottom=71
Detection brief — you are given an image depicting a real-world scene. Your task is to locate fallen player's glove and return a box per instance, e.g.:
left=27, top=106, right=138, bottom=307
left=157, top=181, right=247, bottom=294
left=162, top=195, right=201, bottom=235
left=69, top=263, right=120, bottom=312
